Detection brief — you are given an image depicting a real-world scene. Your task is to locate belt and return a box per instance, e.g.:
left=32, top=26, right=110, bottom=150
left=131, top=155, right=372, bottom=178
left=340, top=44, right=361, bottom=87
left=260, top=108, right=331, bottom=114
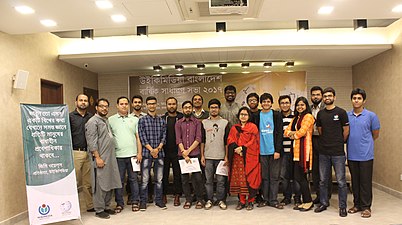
left=74, top=148, right=87, bottom=151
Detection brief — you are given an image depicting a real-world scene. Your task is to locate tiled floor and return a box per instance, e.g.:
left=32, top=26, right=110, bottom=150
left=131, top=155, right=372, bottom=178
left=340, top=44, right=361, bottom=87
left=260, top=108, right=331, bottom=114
left=15, top=188, right=402, bottom=225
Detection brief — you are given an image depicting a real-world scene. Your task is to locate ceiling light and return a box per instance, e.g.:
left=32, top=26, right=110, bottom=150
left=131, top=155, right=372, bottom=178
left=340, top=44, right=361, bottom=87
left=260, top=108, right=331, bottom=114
left=241, top=63, right=249, bottom=68
left=216, top=22, right=226, bottom=32
left=285, top=61, right=295, bottom=67
left=392, top=4, right=402, bottom=13
left=153, top=65, right=162, bottom=72
left=242, top=71, right=250, bottom=74
left=176, top=73, right=183, bottom=76
left=111, top=14, right=126, bottom=23
left=198, top=72, right=205, bottom=75
left=318, top=6, right=333, bottom=15
left=175, top=65, right=184, bottom=71
left=81, top=29, right=94, bottom=39
left=40, top=19, right=57, bottom=27
left=219, top=63, right=227, bottom=69
left=297, top=20, right=309, bottom=31
left=197, top=64, right=205, bottom=70
left=95, top=0, right=113, bottom=9
left=15, top=6, right=35, bottom=14
left=264, top=71, right=271, bottom=73
left=220, top=71, right=227, bottom=74
left=263, top=62, right=272, bottom=68
left=354, top=19, right=367, bottom=31
left=137, top=26, right=148, bottom=36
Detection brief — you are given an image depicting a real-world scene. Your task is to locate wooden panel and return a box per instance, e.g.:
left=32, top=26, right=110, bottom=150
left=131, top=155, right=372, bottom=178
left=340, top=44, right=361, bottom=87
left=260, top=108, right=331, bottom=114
left=41, top=79, right=63, bottom=104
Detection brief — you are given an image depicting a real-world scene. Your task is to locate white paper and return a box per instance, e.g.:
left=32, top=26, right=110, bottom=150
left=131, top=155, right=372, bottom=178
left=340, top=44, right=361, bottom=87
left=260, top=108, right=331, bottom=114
left=179, top=158, right=201, bottom=174
left=216, top=160, right=229, bottom=176
left=131, top=157, right=141, bottom=172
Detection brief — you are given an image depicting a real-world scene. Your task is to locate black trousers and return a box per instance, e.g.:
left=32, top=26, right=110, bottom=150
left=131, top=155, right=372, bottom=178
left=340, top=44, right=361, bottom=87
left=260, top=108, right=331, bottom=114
left=312, top=136, right=332, bottom=199
left=163, top=153, right=182, bottom=195
left=348, top=160, right=373, bottom=210
left=293, top=163, right=312, bottom=203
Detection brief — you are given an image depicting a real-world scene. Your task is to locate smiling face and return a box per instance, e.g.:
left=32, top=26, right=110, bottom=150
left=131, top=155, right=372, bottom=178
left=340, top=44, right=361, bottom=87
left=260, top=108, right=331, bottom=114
left=182, top=103, right=193, bottom=117
left=238, top=109, right=249, bottom=124
left=146, top=99, right=157, bottom=113
left=261, top=99, right=272, bottom=111
left=296, top=100, right=307, bottom=114
left=247, top=96, right=258, bottom=110
left=117, top=98, right=129, bottom=115
left=279, top=98, right=291, bottom=113
left=96, top=100, right=109, bottom=117
left=192, top=95, right=203, bottom=108
left=323, top=92, right=335, bottom=106
left=224, top=90, right=236, bottom=102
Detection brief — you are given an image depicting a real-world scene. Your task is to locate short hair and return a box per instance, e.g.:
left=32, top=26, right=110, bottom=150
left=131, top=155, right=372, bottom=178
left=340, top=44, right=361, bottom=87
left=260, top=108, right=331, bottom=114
left=95, top=98, right=109, bottom=107
left=166, top=96, right=177, bottom=104
left=224, top=85, right=236, bottom=93
left=192, top=94, right=203, bottom=103
left=260, top=93, right=273, bottom=104
left=75, top=93, right=88, bottom=101
left=293, top=97, right=312, bottom=117
left=237, top=106, right=252, bottom=122
left=350, top=88, right=367, bottom=100
left=310, top=86, right=323, bottom=95
left=131, top=95, right=143, bottom=103
left=145, top=96, right=157, bottom=103
left=323, top=87, right=336, bottom=96
left=278, top=95, right=291, bottom=104
left=182, top=100, right=193, bottom=108
left=117, top=96, right=129, bottom=104
left=246, top=92, right=259, bottom=103
left=208, top=98, right=221, bottom=108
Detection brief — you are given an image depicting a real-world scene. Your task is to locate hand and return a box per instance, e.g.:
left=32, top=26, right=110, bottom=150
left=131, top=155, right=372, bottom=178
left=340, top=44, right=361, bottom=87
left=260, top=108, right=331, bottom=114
left=182, top=149, right=190, bottom=157
left=274, top=152, right=280, bottom=160
left=223, top=157, right=228, bottom=166
left=235, top=146, right=243, bottom=155
left=95, top=157, right=105, bottom=168
left=185, top=156, right=191, bottom=163
left=136, top=154, right=142, bottom=163
left=151, top=148, right=159, bottom=158
left=201, top=156, right=206, bottom=167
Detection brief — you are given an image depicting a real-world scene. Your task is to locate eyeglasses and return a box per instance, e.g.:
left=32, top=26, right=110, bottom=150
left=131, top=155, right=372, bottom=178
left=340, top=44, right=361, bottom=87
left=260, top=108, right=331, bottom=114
left=280, top=102, right=290, bottom=105
left=98, top=105, right=109, bottom=109
left=248, top=99, right=258, bottom=103
left=239, top=113, right=249, bottom=117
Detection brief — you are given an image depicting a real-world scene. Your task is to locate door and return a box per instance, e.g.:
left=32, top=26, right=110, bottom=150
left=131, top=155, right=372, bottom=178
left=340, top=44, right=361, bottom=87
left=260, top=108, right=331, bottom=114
left=83, top=87, right=99, bottom=115
left=41, top=79, right=63, bottom=104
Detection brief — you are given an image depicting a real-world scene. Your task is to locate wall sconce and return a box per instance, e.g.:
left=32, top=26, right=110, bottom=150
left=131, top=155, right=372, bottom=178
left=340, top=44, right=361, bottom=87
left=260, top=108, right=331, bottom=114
left=197, top=64, right=205, bottom=70
left=263, top=62, right=272, bottom=68
left=153, top=65, right=162, bottom=72
left=175, top=65, right=184, bottom=71
left=219, top=63, right=227, bottom=69
left=241, top=62, right=249, bottom=68
left=285, top=61, right=295, bottom=67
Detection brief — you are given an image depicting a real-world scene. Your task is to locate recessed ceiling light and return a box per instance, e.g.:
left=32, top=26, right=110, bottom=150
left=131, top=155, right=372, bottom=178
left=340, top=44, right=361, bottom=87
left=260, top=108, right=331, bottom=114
left=264, top=70, right=271, bottom=73
left=220, top=71, right=227, bottom=74
left=111, top=15, right=126, bottom=23
left=392, top=4, right=402, bottom=13
left=15, top=5, right=35, bottom=14
left=242, top=71, right=250, bottom=74
left=318, top=6, right=334, bottom=15
left=40, top=19, right=57, bottom=27
left=95, top=0, right=113, bottom=9
left=197, top=72, right=205, bottom=76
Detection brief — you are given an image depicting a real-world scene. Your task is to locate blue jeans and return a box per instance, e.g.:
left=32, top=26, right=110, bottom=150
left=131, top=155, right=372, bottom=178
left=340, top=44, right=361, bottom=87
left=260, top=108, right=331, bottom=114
left=280, top=152, right=301, bottom=200
left=205, top=159, right=227, bottom=202
left=319, top=154, right=347, bottom=209
left=140, top=158, right=164, bottom=205
left=115, top=157, right=140, bottom=206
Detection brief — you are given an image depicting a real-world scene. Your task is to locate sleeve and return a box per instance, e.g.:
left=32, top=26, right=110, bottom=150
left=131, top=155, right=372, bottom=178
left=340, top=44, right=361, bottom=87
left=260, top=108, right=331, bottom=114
left=227, top=126, right=237, bottom=145
left=138, top=118, right=149, bottom=146
left=371, top=113, right=381, bottom=130
left=160, top=118, right=167, bottom=145
left=201, top=122, right=206, bottom=144
left=316, top=111, right=322, bottom=127
left=195, top=120, right=202, bottom=143
left=224, top=122, right=230, bottom=145
left=283, top=117, right=295, bottom=137
left=340, top=109, right=349, bottom=126
left=274, top=111, right=283, bottom=153
left=85, top=120, right=98, bottom=152
left=294, top=114, right=315, bottom=139
left=175, top=120, right=183, bottom=145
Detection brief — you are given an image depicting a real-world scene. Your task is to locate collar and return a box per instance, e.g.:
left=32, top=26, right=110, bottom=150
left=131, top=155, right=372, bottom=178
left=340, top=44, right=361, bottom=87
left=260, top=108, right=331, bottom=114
left=117, top=113, right=129, bottom=118
left=312, top=102, right=322, bottom=109
left=349, top=108, right=367, bottom=117
left=73, top=109, right=88, bottom=117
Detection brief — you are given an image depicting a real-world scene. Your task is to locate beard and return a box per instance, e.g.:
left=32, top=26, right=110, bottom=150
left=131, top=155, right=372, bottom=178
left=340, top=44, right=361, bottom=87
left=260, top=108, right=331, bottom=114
left=167, top=107, right=177, bottom=114
left=184, top=112, right=192, bottom=118
left=77, top=104, right=88, bottom=110
left=311, top=98, right=321, bottom=105
left=133, top=105, right=142, bottom=111
left=324, top=99, right=334, bottom=105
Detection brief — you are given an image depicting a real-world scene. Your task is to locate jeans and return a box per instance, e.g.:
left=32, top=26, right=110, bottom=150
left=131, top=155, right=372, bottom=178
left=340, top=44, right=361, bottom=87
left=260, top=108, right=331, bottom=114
left=140, top=158, right=164, bottom=205
left=163, top=153, right=182, bottom=195
left=312, top=136, right=332, bottom=199
left=260, top=155, right=281, bottom=205
left=319, top=154, right=347, bottom=209
left=115, top=157, right=139, bottom=206
left=205, top=159, right=227, bottom=202
left=280, top=152, right=301, bottom=200
left=348, top=160, right=373, bottom=210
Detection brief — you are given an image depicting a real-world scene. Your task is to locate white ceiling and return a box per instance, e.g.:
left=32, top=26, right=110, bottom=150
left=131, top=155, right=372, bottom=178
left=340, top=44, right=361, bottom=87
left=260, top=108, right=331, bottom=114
left=1, top=0, right=401, bottom=74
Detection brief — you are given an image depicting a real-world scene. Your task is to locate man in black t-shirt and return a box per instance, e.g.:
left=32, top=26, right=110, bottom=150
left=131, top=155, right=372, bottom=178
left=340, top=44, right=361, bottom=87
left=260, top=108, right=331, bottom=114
left=314, top=87, right=349, bottom=217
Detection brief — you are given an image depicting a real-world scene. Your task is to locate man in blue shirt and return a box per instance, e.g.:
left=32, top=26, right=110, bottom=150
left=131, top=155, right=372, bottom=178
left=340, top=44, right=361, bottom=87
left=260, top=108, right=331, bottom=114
left=347, top=88, right=380, bottom=218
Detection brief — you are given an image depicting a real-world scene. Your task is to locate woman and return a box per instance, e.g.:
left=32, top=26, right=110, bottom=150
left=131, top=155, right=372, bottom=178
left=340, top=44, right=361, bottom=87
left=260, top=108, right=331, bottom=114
left=228, top=107, right=261, bottom=210
left=284, top=97, right=315, bottom=211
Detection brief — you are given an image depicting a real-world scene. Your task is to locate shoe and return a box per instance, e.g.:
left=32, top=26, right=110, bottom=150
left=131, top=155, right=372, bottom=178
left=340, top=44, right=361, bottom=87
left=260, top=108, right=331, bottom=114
left=114, top=205, right=123, bottom=213
left=139, top=203, right=147, bottom=211
left=293, top=203, right=304, bottom=210
left=314, top=204, right=327, bottom=213
left=246, top=202, right=254, bottom=210
left=195, top=201, right=204, bottom=209
left=205, top=200, right=213, bottom=210
left=163, top=195, right=167, bottom=204
left=95, top=211, right=110, bottom=219
left=104, top=209, right=116, bottom=215
left=280, top=198, right=291, bottom=205
left=313, top=197, right=320, bottom=204
left=348, top=206, right=362, bottom=214
left=257, top=201, right=268, bottom=208
left=86, top=208, right=95, bottom=212
left=269, top=203, right=284, bottom=209
left=183, top=201, right=191, bottom=209
left=299, top=202, right=314, bottom=212
left=339, top=208, right=348, bottom=217
left=174, top=195, right=181, bottom=206
left=236, top=202, right=245, bottom=210
left=255, top=194, right=263, bottom=204
left=218, top=201, right=227, bottom=210
left=361, top=209, right=371, bottom=218
left=156, top=202, right=167, bottom=210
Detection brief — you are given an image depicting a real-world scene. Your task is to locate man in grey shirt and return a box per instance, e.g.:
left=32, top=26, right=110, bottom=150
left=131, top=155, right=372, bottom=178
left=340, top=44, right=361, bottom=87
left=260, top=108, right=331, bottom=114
left=85, top=98, right=121, bottom=219
left=220, top=85, right=241, bottom=128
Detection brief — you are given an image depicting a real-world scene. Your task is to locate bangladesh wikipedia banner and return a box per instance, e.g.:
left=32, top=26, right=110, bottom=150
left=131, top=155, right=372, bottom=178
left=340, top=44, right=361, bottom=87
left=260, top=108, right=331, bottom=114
left=20, top=104, right=80, bottom=225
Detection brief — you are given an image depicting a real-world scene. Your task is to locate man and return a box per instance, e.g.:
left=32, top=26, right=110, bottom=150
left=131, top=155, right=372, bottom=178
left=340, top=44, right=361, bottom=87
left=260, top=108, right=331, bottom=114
left=255, top=93, right=284, bottom=209
left=131, top=95, right=147, bottom=118
left=247, top=92, right=260, bottom=125
left=108, top=97, right=142, bottom=212
left=138, top=96, right=167, bottom=211
left=314, top=87, right=349, bottom=217
left=175, top=101, right=204, bottom=209
left=200, top=99, right=230, bottom=210
left=347, top=88, right=380, bottom=218
left=85, top=98, right=121, bottom=219
left=278, top=95, right=301, bottom=206
left=162, top=97, right=183, bottom=206
left=192, top=94, right=209, bottom=120
left=220, top=85, right=241, bottom=128
left=69, top=94, right=94, bottom=212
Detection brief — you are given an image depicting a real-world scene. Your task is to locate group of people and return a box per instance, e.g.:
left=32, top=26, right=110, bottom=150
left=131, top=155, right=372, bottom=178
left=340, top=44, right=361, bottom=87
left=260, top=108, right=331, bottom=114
left=70, top=85, right=380, bottom=220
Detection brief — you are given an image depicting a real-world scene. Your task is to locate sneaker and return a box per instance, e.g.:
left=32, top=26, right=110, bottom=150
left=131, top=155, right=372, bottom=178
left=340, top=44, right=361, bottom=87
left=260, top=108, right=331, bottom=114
left=139, top=203, right=147, bottom=211
left=156, top=202, right=167, bottom=210
left=104, top=208, right=116, bottom=215
left=205, top=200, right=213, bottom=210
left=218, top=201, right=227, bottom=210
left=95, top=211, right=110, bottom=219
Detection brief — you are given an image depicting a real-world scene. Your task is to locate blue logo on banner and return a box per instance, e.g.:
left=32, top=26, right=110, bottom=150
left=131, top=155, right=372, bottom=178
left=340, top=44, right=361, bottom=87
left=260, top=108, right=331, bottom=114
left=38, top=204, right=50, bottom=215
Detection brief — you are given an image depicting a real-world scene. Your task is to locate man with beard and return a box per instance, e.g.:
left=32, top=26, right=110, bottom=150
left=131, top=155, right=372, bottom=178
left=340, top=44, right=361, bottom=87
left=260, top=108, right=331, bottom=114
left=220, top=85, right=241, bottom=128
left=85, top=98, right=121, bottom=219
left=175, top=101, right=204, bottom=209
left=131, top=95, right=147, bottom=119
left=69, top=94, right=94, bottom=212
left=314, top=87, right=349, bottom=217
left=162, top=97, right=183, bottom=206
left=310, top=86, right=332, bottom=204
left=246, top=92, right=260, bottom=125
left=192, top=94, right=209, bottom=121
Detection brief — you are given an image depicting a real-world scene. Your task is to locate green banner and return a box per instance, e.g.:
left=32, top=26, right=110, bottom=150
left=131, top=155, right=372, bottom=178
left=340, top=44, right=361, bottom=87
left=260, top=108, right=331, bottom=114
left=20, top=104, right=74, bottom=186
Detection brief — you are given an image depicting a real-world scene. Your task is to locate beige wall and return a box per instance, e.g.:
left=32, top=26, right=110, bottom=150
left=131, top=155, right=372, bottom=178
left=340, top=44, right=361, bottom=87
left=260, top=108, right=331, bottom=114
left=352, top=21, right=402, bottom=193
left=0, top=32, right=97, bottom=222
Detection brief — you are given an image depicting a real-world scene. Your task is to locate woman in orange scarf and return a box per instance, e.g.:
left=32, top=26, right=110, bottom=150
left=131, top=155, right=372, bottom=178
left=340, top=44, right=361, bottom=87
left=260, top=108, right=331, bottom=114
left=228, top=107, right=261, bottom=210
left=284, top=97, right=315, bottom=211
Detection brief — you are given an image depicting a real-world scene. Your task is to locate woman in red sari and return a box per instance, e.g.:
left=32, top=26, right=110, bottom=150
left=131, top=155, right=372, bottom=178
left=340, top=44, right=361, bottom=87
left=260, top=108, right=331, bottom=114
left=228, top=107, right=261, bottom=210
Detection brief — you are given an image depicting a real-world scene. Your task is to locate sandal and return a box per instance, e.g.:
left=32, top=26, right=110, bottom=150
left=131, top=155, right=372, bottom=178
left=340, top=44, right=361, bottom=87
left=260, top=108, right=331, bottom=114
left=271, top=203, right=284, bottom=209
left=195, top=201, right=204, bottom=209
left=115, top=205, right=123, bottom=213
left=183, top=201, right=191, bottom=209
left=236, top=202, right=245, bottom=210
left=348, top=206, right=362, bottom=214
left=361, top=209, right=371, bottom=218
left=246, top=202, right=254, bottom=210
left=132, top=203, right=140, bottom=212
